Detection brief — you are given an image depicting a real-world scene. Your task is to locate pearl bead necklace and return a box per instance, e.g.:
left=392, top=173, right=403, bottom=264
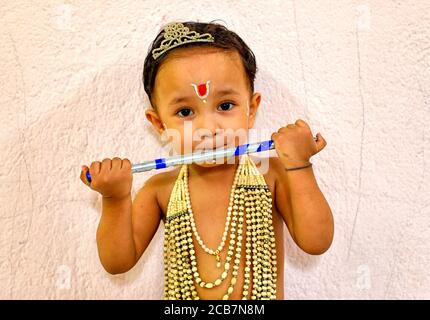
left=185, top=159, right=242, bottom=268
left=163, top=154, right=278, bottom=300
left=184, top=162, right=243, bottom=294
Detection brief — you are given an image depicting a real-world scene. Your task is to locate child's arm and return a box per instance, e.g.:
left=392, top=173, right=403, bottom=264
left=97, top=175, right=161, bottom=274
left=97, top=195, right=137, bottom=274
left=272, top=158, right=334, bottom=254
left=80, top=158, right=161, bottom=274
left=271, top=119, right=334, bottom=255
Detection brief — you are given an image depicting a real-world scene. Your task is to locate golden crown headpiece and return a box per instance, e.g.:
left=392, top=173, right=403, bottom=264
left=152, top=22, right=215, bottom=60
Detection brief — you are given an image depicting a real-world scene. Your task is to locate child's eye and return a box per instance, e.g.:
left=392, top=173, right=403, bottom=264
left=177, top=108, right=194, bottom=118
left=218, top=102, right=235, bottom=111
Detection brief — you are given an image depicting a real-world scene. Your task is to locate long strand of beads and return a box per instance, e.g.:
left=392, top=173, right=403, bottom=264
left=242, top=186, right=253, bottom=299
left=164, top=174, right=182, bottom=299
left=188, top=196, right=240, bottom=288
left=254, top=168, right=270, bottom=299
left=184, top=161, right=239, bottom=268
left=256, top=167, right=277, bottom=299
left=237, top=155, right=252, bottom=299
left=185, top=161, right=244, bottom=290
left=255, top=165, right=277, bottom=299
left=178, top=179, right=190, bottom=299
left=255, top=189, right=265, bottom=299
left=164, top=170, right=193, bottom=299
left=180, top=211, right=197, bottom=299
left=187, top=157, right=246, bottom=298
left=186, top=161, right=242, bottom=268
left=239, top=157, right=255, bottom=300
left=222, top=186, right=245, bottom=299
left=249, top=168, right=263, bottom=299
left=260, top=186, right=277, bottom=299
left=177, top=215, right=187, bottom=298
left=250, top=187, right=260, bottom=298
left=184, top=160, right=240, bottom=280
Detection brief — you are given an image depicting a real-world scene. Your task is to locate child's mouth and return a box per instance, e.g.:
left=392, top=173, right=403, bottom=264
left=197, top=142, right=228, bottom=151
left=211, top=145, right=226, bottom=150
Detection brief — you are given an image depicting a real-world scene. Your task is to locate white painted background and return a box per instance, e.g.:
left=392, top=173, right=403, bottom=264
left=0, top=1, right=429, bottom=299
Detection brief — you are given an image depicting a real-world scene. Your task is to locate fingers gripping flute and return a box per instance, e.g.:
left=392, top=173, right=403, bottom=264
left=85, top=138, right=315, bottom=184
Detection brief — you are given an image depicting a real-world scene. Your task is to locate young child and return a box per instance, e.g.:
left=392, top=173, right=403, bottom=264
left=80, top=21, right=333, bottom=300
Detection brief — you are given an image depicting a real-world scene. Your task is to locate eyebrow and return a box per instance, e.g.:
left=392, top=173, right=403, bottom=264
left=168, top=88, right=241, bottom=106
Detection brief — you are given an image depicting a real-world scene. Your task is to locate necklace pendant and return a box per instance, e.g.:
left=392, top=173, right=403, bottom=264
left=215, top=251, right=221, bottom=268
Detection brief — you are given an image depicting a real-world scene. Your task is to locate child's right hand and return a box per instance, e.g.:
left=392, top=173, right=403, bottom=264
left=80, top=158, right=133, bottom=200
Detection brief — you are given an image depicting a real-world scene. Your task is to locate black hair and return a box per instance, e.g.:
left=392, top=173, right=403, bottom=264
left=142, top=21, right=257, bottom=110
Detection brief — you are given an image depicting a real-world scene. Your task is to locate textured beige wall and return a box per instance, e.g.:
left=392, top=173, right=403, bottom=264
left=0, top=0, right=429, bottom=299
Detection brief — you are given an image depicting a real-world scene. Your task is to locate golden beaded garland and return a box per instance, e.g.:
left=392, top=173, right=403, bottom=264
left=163, top=154, right=277, bottom=300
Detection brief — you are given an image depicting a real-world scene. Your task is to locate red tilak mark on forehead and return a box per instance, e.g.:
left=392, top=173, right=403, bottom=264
left=197, top=83, right=207, bottom=97
left=191, top=80, right=210, bottom=101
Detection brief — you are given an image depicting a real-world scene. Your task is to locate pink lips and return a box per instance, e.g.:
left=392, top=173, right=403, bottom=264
left=211, top=144, right=228, bottom=150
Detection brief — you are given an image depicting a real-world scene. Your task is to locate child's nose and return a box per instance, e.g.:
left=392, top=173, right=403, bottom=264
left=196, top=116, right=221, bottom=138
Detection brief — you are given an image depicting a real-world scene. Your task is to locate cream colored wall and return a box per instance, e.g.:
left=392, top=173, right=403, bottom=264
left=0, top=0, right=429, bottom=299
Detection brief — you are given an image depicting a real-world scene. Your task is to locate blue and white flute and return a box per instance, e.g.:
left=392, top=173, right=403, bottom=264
left=85, top=139, right=278, bottom=184
left=85, top=137, right=316, bottom=183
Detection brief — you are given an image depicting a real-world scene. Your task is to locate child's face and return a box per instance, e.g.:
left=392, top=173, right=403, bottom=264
left=145, top=47, right=261, bottom=166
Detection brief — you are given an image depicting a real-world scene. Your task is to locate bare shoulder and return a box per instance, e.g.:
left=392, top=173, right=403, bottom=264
left=139, top=167, right=180, bottom=190
left=134, top=167, right=181, bottom=218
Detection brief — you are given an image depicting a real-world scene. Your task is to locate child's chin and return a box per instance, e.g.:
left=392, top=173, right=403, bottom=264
left=194, top=161, right=224, bottom=168
left=194, top=156, right=237, bottom=167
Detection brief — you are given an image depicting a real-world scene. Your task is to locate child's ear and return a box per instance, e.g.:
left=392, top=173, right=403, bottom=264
left=247, top=92, right=261, bottom=129
left=145, top=108, right=165, bottom=135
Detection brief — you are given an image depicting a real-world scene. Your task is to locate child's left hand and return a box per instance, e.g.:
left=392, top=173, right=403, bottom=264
left=271, top=119, right=327, bottom=169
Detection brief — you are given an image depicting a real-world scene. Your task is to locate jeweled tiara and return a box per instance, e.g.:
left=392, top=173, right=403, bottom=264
left=152, top=22, right=215, bottom=60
